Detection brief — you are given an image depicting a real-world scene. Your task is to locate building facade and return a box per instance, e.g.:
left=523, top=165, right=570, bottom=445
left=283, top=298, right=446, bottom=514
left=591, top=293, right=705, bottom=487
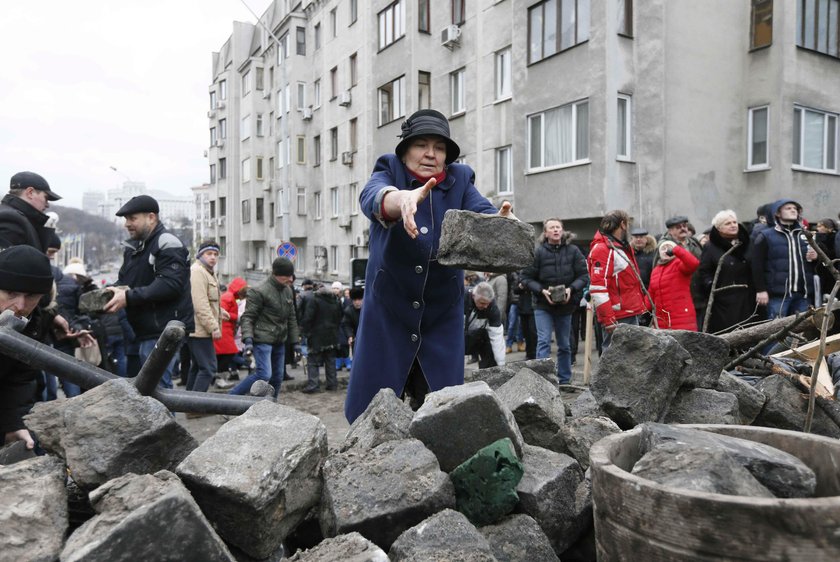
left=206, top=0, right=840, bottom=283
left=95, top=181, right=194, bottom=225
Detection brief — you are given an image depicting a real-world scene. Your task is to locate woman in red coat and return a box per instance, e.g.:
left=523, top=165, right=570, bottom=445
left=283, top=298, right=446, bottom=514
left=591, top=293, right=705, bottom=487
left=649, top=241, right=700, bottom=331
left=214, top=277, right=248, bottom=372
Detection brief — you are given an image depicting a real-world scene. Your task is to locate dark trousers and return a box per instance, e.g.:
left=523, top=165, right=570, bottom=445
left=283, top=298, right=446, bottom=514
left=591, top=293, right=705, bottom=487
left=520, top=313, right=538, bottom=360
left=187, top=337, right=218, bottom=392
left=477, top=334, right=497, bottom=369
left=306, top=348, right=338, bottom=390
left=402, top=358, right=430, bottom=411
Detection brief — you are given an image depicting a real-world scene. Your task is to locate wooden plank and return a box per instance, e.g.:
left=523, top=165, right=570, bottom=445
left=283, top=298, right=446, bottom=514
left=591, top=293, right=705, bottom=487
left=773, top=333, right=839, bottom=398
left=583, top=305, right=594, bottom=385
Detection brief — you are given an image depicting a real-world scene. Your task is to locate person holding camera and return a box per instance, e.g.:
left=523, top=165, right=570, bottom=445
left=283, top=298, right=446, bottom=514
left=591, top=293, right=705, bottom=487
left=464, top=282, right=505, bottom=369
left=521, top=218, right=589, bottom=385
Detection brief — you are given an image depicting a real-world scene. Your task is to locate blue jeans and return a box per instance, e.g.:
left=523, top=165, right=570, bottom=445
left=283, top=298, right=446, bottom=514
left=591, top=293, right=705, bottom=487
left=534, top=309, right=573, bottom=384
left=600, top=315, right=640, bottom=351
left=230, top=343, right=285, bottom=398
left=506, top=303, right=524, bottom=347
left=767, top=292, right=810, bottom=320
left=138, top=338, right=177, bottom=390
left=187, top=337, right=218, bottom=392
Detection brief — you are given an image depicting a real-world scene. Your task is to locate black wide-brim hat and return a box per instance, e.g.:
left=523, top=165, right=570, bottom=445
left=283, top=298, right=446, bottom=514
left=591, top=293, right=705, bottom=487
left=395, top=109, right=461, bottom=165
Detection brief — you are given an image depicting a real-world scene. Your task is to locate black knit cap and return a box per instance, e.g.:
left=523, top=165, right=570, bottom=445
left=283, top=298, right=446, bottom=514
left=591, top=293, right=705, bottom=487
left=272, top=257, right=294, bottom=277
left=349, top=287, right=364, bottom=300
left=47, top=231, right=62, bottom=250
left=395, top=109, right=461, bottom=165
left=115, top=195, right=159, bottom=217
left=0, top=246, right=54, bottom=294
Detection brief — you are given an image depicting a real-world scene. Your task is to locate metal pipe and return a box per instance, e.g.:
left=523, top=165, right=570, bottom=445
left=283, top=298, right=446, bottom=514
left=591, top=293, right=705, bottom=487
left=134, top=321, right=186, bottom=395
left=153, top=388, right=265, bottom=415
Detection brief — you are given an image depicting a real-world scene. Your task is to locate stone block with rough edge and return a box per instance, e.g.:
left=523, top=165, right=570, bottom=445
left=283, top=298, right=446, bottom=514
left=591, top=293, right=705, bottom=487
left=569, top=389, right=608, bottom=419
left=340, top=388, right=413, bottom=452
left=177, top=400, right=327, bottom=559
left=754, top=375, right=840, bottom=439
left=639, top=422, right=816, bottom=498
left=590, top=324, right=691, bottom=429
left=715, top=372, right=767, bottom=424
left=479, top=513, right=560, bottom=562
left=409, top=381, right=524, bottom=472
left=78, top=288, right=115, bottom=314
left=287, top=532, right=388, bottom=562
left=437, top=209, right=536, bottom=273
left=388, top=509, right=497, bottom=562
left=61, top=470, right=234, bottom=562
left=319, top=438, right=455, bottom=550
left=664, top=388, right=740, bottom=425
left=667, top=329, right=730, bottom=388
left=468, top=359, right=556, bottom=390
left=559, top=416, right=622, bottom=471
left=632, top=442, right=775, bottom=497
left=23, top=378, right=197, bottom=490
left=496, top=368, right=565, bottom=449
left=515, top=444, right=591, bottom=555
left=450, top=437, right=524, bottom=526
left=0, top=455, right=67, bottom=562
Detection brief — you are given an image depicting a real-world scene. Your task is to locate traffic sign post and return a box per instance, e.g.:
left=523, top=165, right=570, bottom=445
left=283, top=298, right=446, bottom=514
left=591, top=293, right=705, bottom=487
left=277, top=242, right=297, bottom=261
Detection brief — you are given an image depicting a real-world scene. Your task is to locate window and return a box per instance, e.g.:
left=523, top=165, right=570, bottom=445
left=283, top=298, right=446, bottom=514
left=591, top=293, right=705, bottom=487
left=219, top=196, right=227, bottom=216
left=349, top=53, right=358, bottom=86
left=210, top=200, right=216, bottom=218
left=256, top=198, right=264, bottom=221
left=285, top=84, right=291, bottom=113
left=219, top=158, right=227, bottom=180
left=793, top=105, right=838, bottom=172
left=242, top=158, right=251, bottom=182
left=219, top=80, right=227, bottom=100
left=256, top=157, right=264, bottom=180
left=314, top=191, right=323, bottom=219
left=277, top=139, right=286, bottom=168
left=350, top=0, right=358, bottom=24
left=219, top=119, right=227, bottom=139
left=497, top=146, right=512, bottom=194
left=797, top=0, right=839, bottom=57
left=418, top=71, right=431, bottom=109
left=350, top=182, right=359, bottom=214
left=242, top=199, right=251, bottom=224
left=269, top=67, right=274, bottom=91
left=452, top=0, right=465, bottom=24
left=419, top=0, right=431, bottom=32
left=210, top=90, right=217, bottom=109
left=210, top=127, right=217, bottom=146
left=241, top=115, right=251, bottom=140
left=277, top=33, right=290, bottom=61
left=297, top=186, right=307, bottom=215
left=331, top=8, right=337, bottom=37
left=297, top=136, right=306, bottom=163
left=314, top=79, right=321, bottom=107
left=330, top=187, right=340, bottom=216
left=618, top=0, right=633, bottom=37
left=256, top=114, right=264, bottom=137
left=617, top=94, right=632, bottom=160
left=210, top=164, right=216, bottom=183
left=314, top=135, right=322, bottom=165
left=330, top=127, right=339, bottom=160
left=269, top=156, right=274, bottom=178
left=378, top=75, right=406, bottom=125
left=528, top=0, right=590, bottom=63
left=349, top=118, right=358, bottom=151
left=315, top=22, right=321, bottom=50
left=296, top=26, right=306, bottom=55
left=495, top=48, right=511, bottom=100
left=450, top=68, right=465, bottom=115
left=277, top=188, right=286, bottom=215
left=297, top=82, right=306, bottom=110
left=243, top=70, right=251, bottom=95
left=219, top=236, right=226, bottom=254
left=527, top=99, right=590, bottom=170
left=747, top=106, right=770, bottom=170
left=330, top=246, right=338, bottom=273
left=378, top=1, right=405, bottom=50
left=255, top=67, right=264, bottom=90
left=330, top=67, right=338, bottom=99
left=269, top=203, right=275, bottom=227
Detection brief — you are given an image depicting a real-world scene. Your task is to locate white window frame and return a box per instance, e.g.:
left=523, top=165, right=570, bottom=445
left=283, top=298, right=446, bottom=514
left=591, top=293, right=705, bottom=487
left=378, top=0, right=405, bottom=50
left=497, top=146, right=513, bottom=194
left=330, top=245, right=339, bottom=273
left=617, top=94, right=633, bottom=162
left=793, top=104, right=838, bottom=174
left=495, top=48, right=512, bottom=101
left=242, top=70, right=251, bottom=96
left=314, top=191, right=323, bottom=220
left=378, top=75, right=406, bottom=125
left=240, top=115, right=251, bottom=140
left=527, top=99, right=590, bottom=172
left=350, top=182, right=359, bottom=214
left=330, top=186, right=340, bottom=217
left=296, top=186, right=307, bottom=215
left=747, top=105, right=770, bottom=171
left=297, top=82, right=306, bottom=110
left=256, top=114, right=264, bottom=137
left=277, top=139, right=286, bottom=168
left=450, top=68, right=465, bottom=115
left=242, top=158, right=251, bottom=182
left=314, top=79, right=321, bottom=108
left=284, top=84, right=291, bottom=114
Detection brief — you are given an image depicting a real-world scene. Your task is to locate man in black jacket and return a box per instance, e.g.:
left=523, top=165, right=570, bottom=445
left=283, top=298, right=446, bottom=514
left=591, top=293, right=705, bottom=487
left=521, top=218, right=589, bottom=385
left=0, top=171, right=62, bottom=252
left=104, top=195, right=193, bottom=389
left=301, top=284, right=342, bottom=393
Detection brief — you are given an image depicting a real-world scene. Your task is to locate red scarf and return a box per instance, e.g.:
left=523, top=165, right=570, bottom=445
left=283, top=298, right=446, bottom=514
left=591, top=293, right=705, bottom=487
left=408, top=169, right=447, bottom=185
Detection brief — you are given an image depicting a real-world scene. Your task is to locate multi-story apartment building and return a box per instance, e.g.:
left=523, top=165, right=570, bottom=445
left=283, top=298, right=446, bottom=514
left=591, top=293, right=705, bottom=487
left=206, top=0, right=840, bottom=283
left=97, top=181, right=194, bottom=226
left=192, top=183, right=212, bottom=249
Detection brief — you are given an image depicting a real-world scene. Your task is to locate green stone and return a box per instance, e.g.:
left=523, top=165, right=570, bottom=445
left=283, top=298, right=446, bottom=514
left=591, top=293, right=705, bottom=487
left=449, top=437, right=524, bottom=526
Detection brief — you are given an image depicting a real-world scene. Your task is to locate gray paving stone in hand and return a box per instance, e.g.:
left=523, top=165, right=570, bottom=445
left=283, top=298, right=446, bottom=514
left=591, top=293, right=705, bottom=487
left=437, top=209, right=535, bottom=273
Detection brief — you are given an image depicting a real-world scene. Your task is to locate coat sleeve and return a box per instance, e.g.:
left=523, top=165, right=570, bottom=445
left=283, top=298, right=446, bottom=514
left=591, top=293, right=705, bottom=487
left=673, top=245, right=700, bottom=276
left=361, top=155, right=401, bottom=227
left=751, top=233, right=769, bottom=293
left=239, top=288, right=261, bottom=341
left=286, top=289, right=300, bottom=344
left=0, top=366, right=38, bottom=434
left=126, top=236, right=189, bottom=305
left=520, top=249, right=544, bottom=295
left=698, top=245, right=716, bottom=291
left=190, top=267, right=219, bottom=334
left=588, top=242, right=617, bottom=326
left=0, top=210, right=29, bottom=250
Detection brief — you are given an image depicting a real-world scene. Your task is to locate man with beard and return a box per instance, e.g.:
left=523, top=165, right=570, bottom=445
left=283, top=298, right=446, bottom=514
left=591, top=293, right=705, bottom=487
left=104, top=195, right=194, bottom=389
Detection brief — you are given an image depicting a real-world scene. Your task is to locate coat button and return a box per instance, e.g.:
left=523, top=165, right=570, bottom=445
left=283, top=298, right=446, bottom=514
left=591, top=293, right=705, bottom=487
left=410, top=333, right=418, bottom=342
left=415, top=265, right=423, bottom=274
left=412, top=301, right=420, bottom=309
left=420, top=226, right=429, bottom=234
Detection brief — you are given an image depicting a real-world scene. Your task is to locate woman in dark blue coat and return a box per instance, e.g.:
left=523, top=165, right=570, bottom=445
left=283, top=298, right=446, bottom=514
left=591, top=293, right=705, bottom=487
left=345, top=109, right=514, bottom=423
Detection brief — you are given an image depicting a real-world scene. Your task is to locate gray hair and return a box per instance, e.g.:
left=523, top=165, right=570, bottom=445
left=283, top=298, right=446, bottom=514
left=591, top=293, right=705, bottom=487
left=711, top=209, right=737, bottom=230
left=473, top=281, right=495, bottom=301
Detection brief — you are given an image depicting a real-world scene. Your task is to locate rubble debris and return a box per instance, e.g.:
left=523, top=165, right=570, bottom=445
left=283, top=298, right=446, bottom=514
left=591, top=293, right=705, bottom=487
left=339, top=388, right=413, bottom=452
left=479, top=513, right=559, bottom=562
left=663, top=388, right=740, bottom=425
left=558, top=417, right=622, bottom=471
left=496, top=368, right=565, bottom=449
left=468, top=358, right=556, bottom=390
left=437, top=209, right=535, bottom=273
left=287, top=532, right=388, bottom=562
left=388, top=508, right=497, bottom=562
left=715, top=372, right=767, bottom=424
left=569, top=389, right=608, bottom=419
left=753, top=375, right=840, bottom=439
left=666, top=330, right=729, bottom=388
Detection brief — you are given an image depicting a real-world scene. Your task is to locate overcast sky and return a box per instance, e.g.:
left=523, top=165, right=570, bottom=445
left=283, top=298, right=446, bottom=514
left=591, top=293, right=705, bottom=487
left=0, top=0, right=273, bottom=210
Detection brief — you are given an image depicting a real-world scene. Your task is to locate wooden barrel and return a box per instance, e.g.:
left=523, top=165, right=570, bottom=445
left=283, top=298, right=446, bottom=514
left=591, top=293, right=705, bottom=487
left=590, top=424, right=840, bottom=561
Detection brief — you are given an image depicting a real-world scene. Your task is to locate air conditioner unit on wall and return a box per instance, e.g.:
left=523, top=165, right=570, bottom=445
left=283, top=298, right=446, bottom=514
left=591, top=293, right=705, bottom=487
left=441, top=25, right=462, bottom=49
left=215, top=138, right=225, bottom=148
left=338, top=214, right=351, bottom=228
left=215, top=100, right=226, bottom=110
left=338, top=90, right=351, bottom=106
left=217, top=217, right=225, bottom=226
left=302, top=107, right=313, bottom=120
left=207, top=110, right=215, bottom=118
left=355, top=234, right=368, bottom=247
left=246, top=261, right=255, bottom=270
left=341, top=151, right=353, bottom=166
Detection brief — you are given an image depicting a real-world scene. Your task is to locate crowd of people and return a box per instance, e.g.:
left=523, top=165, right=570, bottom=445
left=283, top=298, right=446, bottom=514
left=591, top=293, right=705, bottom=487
left=3, top=108, right=838, bottom=446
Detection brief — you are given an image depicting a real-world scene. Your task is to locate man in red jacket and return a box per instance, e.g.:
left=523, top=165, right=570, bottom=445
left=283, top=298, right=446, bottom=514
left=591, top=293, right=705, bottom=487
left=588, top=210, right=649, bottom=349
